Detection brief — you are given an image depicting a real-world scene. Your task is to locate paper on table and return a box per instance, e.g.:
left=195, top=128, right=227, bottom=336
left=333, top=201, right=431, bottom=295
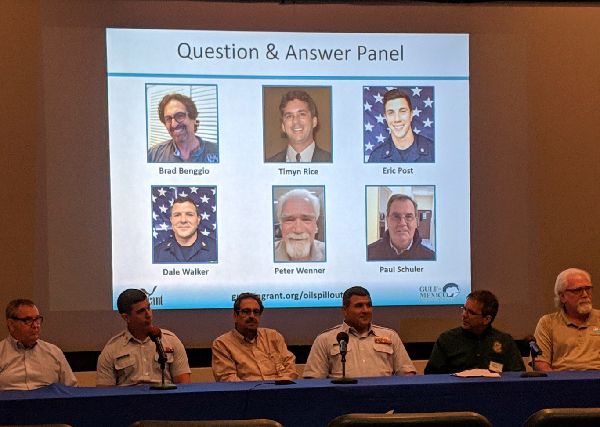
left=453, top=369, right=501, bottom=378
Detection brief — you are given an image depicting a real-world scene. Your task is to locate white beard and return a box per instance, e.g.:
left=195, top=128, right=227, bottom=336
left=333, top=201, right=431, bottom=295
left=577, top=299, right=593, bottom=315
left=284, top=233, right=311, bottom=259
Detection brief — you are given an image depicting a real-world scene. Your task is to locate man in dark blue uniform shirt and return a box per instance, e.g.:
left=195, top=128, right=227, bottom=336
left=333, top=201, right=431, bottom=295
left=367, top=89, right=434, bottom=163
left=153, top=196, right=217, bottom=263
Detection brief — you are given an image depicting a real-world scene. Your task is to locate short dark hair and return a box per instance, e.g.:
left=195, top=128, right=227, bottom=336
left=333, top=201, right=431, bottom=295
left=342, top=286, right=370, bottom=308
left=117, top=289, right=148, bottom=314
left=467, top=290, right=499, bottom=322
left=383, top=88, right=412, bottom=112
left=158, top=93, right=199, bottom=132
left=386, top=194, right=418, bottom=217
left=6, top=299, right=35, bottom=320
left=172, top=196, right=199, bottom=215
left=279, top=90, right=318, bottom=120
left=233, top=293, right=264, bottom=314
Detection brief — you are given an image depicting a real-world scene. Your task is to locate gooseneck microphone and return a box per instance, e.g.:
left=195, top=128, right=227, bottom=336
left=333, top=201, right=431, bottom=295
left=148, top=326, right=177, bottom=390
left=331, top=331, right=357, bottom=384
left=525, top=335, right=542, bottom=357
left=520, top=335, right=547, bottom=378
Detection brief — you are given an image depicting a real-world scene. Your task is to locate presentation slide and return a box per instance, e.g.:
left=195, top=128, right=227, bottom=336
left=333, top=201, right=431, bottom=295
left=106, top=29, right=470, bottom=309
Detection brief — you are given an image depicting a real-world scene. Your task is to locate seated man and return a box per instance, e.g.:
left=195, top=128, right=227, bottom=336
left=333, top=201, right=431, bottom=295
left=425, top=290, right=525, bottom=374
left=0, top=299, right=77, bottom=390
left=212, top=293, right=298, bottom=382
left=534, top=268, right=600, bottom=371
left=303, top=286, right=416, bottom=378
left=96, top=289, right=191, bottom=386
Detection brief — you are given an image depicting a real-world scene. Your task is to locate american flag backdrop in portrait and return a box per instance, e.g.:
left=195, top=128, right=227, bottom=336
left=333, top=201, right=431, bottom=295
left=151, top=185, right=217, bottom=245
left=363, top=86, right=435, bottom=161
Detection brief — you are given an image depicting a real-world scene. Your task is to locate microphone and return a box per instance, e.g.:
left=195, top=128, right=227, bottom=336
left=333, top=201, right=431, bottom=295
left=336, top=331, right=349, bottom=356
left=148, top=326, right=177, bottom=390
left=331, top=331, right=357, bottom=384
left=148, top=326, right=167, bottom=364
left=524, top=335, right=542, bottom=356
left=521, top=335, right=547, bottom=378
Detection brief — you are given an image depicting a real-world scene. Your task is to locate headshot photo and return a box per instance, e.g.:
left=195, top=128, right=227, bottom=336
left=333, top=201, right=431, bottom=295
left=147, top=84, right=219, bottom=163
left=152, top=185, right=217, bottom=263
left=273, top=186, right=326, bottom=262
left=264, top=86, right=332, bottom=163
left=364, top=86, right=435, bottom=163
left=366, top=186, right=436, bottom=261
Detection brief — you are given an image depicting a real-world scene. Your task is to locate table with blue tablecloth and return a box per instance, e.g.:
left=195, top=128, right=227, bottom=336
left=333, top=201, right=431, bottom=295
left=1, top=372, right=600, bottom=427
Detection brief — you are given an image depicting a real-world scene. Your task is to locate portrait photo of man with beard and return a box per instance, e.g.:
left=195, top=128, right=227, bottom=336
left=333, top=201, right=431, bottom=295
left=273, top=187, right=326, bottom=262
left=146, top=85, right=219, bottom=163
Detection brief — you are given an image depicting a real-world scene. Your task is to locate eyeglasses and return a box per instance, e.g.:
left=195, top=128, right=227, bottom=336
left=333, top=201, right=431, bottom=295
left=11, top=316, right=43, bottom=326
left=389, top=213, right=416, bottom=223
left=564, top=286, right=593, bottom=296
left=164, top=112, right=188, bottom=125
left=236, top=309, right=261, bottom=317
left=460, top=306, right=486, bottom=317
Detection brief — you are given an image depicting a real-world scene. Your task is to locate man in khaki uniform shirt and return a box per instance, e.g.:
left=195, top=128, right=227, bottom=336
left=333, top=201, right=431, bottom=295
left=534, top=268, right=600, bottom=371
left=212, top=293, right=298, bottom=382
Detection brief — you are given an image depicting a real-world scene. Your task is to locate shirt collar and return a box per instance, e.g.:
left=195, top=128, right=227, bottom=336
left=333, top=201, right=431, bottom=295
left=232, top=328, right=259, bottom=344
left=9, top=335, right=38, bottom=350
left=123, top=328, right=151, bottom=345
left=286, top=142, right=315, bottom=162
left=389, top=233, right=413, bottom=255
left=342, top=321, right=375, bottom=337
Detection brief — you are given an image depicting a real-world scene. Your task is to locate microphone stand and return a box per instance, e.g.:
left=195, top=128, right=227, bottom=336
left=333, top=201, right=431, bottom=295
left=150, top=340, right=177, bottom=390
left=331, top=343, right=357, bottom=384
left=520, top=346, right=547, bottom=378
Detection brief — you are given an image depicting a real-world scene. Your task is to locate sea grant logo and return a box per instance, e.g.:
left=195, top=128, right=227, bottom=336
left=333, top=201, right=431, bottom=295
left=141, top=286, right=163, bottom=307
left=419, top=283, right=461, bottom=301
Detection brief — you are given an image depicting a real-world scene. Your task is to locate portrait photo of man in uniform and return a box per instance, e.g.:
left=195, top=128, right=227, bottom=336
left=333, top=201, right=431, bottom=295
left=273, top=186, right=326, bottom=262
left=264, top=86, right=332, bottom=163
left=152, top=186, right=217, bottom=263
left=146, top=84, right=219, bottom=163
left=366, top=186, right=435, bottom=261
left=364, top=86, right=434, bottom=163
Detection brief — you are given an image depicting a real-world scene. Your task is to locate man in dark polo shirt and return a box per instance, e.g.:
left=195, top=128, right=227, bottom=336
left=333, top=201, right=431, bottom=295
left=148, top=93, right=218, bottom=163
left=367, top=194, right=435, bottom=261
left=425, top=290, right=525, bottom=374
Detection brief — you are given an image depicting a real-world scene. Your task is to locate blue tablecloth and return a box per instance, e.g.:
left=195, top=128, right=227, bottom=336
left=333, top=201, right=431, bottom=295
left=2, top=372, right=600, bottom=427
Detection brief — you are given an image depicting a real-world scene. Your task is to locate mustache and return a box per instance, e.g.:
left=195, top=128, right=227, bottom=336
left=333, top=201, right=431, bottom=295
left=285, top=232, right=310, bottom=241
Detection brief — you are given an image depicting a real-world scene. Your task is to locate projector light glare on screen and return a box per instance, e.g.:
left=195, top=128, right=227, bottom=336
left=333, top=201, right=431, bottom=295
left=106, top=28, right=470, bottom=310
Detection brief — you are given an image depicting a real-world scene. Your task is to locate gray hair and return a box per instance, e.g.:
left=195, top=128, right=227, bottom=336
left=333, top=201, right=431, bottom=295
left=554, top=268, right=592, bottom=309
left=275, top=189, right=320, bottom=222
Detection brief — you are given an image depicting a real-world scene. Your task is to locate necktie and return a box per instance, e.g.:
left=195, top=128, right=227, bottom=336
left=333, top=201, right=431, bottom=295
left=296, top=153, right=301, bottom=162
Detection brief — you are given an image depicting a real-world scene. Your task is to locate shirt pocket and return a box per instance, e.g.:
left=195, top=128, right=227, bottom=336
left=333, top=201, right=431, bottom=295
left=373, top=343, right=394, bottom=356
left=153, top=351, right=175, bottom=365
left=114, top=353, right=135, bottom=381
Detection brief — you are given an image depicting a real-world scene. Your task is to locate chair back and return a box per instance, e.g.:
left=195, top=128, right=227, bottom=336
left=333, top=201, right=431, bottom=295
left=129, top=420, right=284, bottom=427
left=523, top=408, right=600, bottom=427
left=328, top=412, right=492, bottom=427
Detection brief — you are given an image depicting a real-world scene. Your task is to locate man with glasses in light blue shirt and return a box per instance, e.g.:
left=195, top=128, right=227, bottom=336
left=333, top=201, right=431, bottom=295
left=0, top=299, right=77, bottom=390
left=148, top=93, right=218, bottom=163
left=534, top=268, right=600, bottom=371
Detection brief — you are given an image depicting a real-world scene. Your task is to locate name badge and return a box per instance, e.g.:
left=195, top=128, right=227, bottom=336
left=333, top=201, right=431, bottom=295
left=489, top=361, right=503, bottom=373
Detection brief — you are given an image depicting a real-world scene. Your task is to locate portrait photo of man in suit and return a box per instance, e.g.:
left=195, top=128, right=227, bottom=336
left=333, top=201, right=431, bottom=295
left=264, top=86, right=332, bottom=163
